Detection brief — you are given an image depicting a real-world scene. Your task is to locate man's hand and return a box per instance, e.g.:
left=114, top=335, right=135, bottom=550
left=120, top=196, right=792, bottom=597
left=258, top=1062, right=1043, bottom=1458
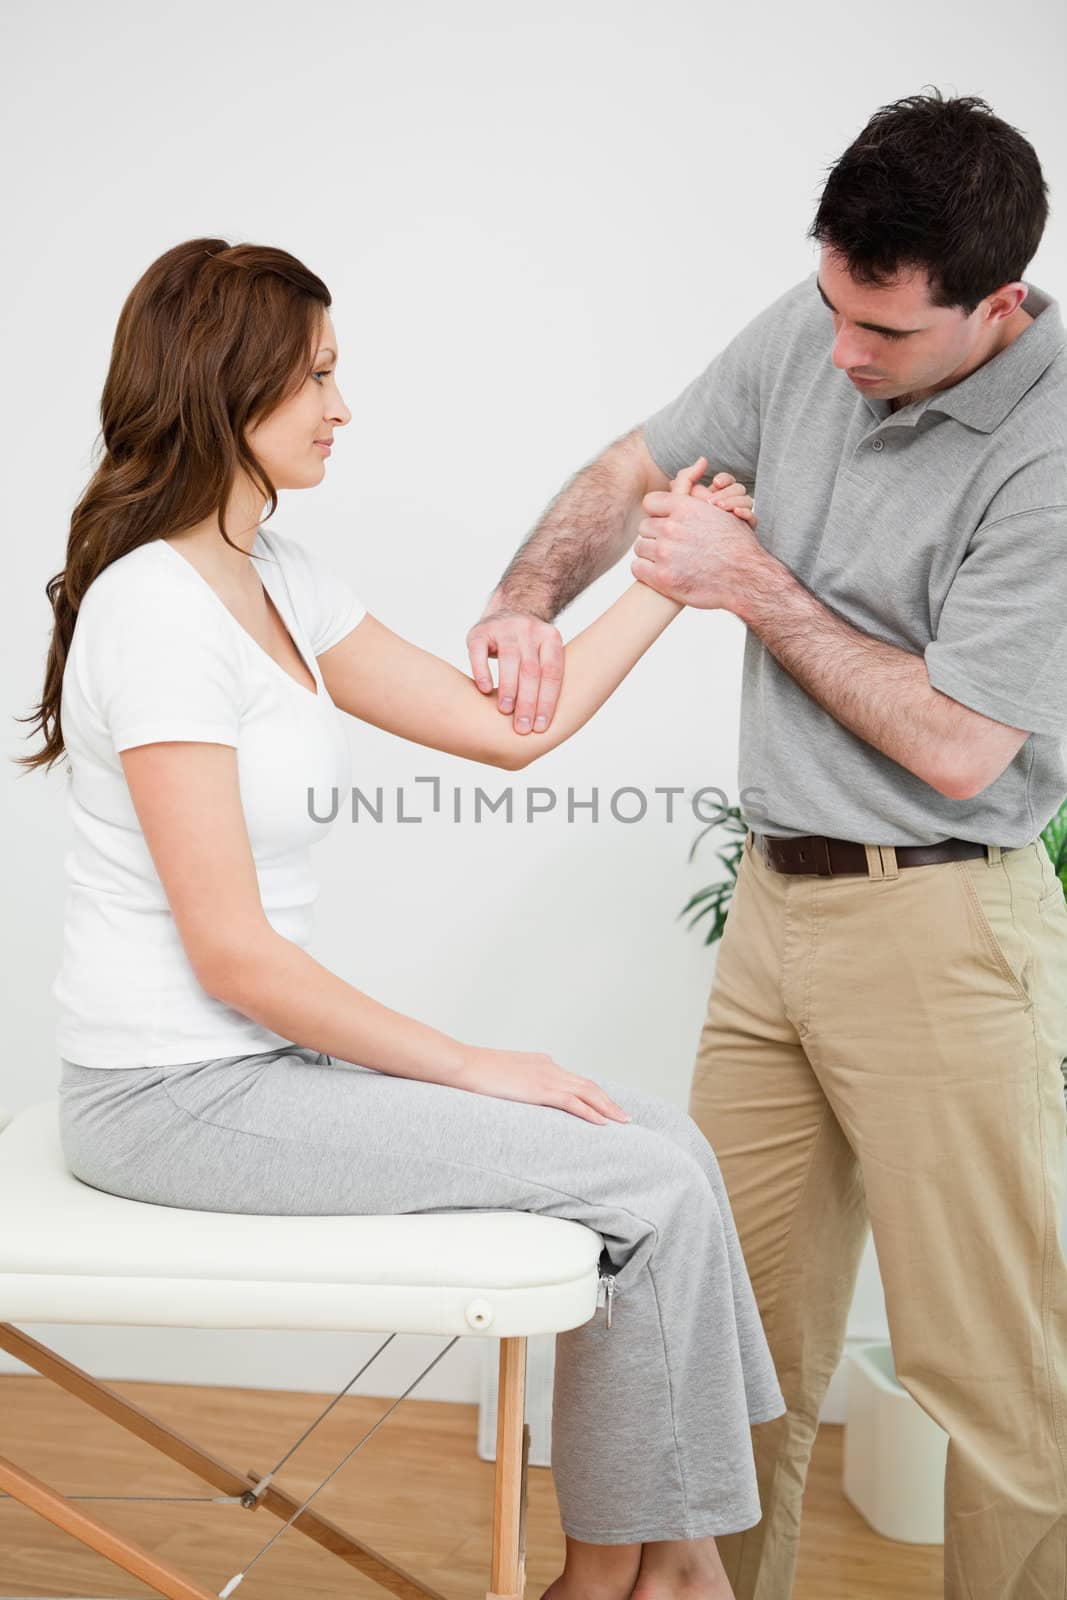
left=466, top=608, right=565, bottom=734
left=468, top=456, right=753, bottom=729
left=631, top=455, right=765, bottom=609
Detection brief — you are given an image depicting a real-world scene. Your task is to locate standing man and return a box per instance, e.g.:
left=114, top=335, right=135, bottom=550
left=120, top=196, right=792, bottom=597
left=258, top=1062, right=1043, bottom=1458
left=467, top=90, right=1067, bottom=1598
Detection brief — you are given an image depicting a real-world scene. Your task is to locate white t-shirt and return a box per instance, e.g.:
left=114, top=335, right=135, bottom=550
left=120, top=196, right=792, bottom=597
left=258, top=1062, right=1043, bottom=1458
left=52, top=523, right=366, bottom=1069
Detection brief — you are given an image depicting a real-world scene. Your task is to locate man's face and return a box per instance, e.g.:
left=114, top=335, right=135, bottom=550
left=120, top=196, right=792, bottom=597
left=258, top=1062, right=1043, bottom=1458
left=817, top=246, right=982, bottom=404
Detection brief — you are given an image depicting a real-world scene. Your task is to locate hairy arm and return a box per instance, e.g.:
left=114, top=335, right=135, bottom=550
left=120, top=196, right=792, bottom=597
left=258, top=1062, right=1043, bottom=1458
left=633, top=487, right=1030, bottom=797
left=467, top=425, right=673, bottom=729
left=736, top=552, right=1030, bottom=798
left=486, top=425, right=673, bottom=621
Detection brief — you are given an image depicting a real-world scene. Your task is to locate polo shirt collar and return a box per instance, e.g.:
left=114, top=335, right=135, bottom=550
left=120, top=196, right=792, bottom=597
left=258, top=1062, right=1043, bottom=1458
left=861, top=281, right=1065, bottom=434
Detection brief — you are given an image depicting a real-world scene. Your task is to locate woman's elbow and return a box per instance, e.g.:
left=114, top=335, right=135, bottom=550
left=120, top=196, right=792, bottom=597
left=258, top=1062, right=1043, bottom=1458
left=500, top=732, right=564, bottom=771
left=475, top=734, right=542, bottom=772
left=493, top=742, right=533, bottom=772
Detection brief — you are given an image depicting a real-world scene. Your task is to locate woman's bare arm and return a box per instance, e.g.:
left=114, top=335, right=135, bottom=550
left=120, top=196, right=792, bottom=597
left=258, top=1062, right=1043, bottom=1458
left=317, top=462, right=753, bottom=771
left=117, top=739, right=628, bottom=1120
left=107, top=461, right=753, bottom=1112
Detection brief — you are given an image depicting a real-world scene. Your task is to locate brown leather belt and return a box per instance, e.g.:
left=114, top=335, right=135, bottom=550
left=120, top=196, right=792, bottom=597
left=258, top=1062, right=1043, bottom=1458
left=751, top=830, right=993, bottom=877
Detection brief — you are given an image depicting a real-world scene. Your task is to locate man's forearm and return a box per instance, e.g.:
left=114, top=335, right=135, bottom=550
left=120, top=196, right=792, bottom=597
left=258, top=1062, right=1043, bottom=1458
left=489, top=431, right=647, bottom=622
left=737, top=549, right=972, bottom=796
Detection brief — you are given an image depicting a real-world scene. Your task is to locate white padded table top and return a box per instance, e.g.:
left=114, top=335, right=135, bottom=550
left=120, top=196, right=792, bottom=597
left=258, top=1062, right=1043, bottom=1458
left=0, top=1102, right=602, bottom=1337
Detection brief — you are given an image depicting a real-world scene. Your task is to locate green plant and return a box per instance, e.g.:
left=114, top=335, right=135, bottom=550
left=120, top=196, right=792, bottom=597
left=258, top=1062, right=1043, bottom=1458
left=680, top=805, right=750, bottom=946
left=681, top=801, right=1067, bottom=947
left=1043, top=802, right=1067, bottom=887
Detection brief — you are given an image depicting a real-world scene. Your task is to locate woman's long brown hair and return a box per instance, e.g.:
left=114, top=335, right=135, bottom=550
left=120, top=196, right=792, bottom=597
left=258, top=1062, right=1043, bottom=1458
left=12, top=237, right=331, bottom=777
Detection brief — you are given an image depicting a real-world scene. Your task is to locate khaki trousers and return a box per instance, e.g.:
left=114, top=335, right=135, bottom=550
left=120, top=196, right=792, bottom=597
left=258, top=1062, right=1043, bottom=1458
left=688, top=829, right=1067, bottom=1599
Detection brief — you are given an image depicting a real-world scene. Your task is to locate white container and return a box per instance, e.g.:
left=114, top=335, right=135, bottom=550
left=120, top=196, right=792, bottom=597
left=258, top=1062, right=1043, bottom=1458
left=843, top=1341, right=949, bottom=1543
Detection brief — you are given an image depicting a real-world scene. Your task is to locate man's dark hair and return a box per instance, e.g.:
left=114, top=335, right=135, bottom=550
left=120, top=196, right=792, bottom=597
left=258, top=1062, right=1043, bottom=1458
left=807, top=87, right=1050, bottom=316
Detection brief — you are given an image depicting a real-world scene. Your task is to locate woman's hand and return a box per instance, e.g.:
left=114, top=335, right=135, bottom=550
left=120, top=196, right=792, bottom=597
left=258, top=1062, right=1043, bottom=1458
left=455, top=1045, right=631, bottom=1125
left=669, top=457, right=757, bottom=527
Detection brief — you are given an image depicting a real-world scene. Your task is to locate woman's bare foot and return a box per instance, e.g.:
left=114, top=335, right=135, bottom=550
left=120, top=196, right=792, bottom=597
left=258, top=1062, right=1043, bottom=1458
left=629, top=1534, right=736, bottom=1599
left=539, top=1533, right=643, bottom=1600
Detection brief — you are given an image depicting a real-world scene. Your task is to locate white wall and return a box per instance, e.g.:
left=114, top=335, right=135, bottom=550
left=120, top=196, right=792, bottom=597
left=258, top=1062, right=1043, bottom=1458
left=2, top=0, right=1064, bottom=1412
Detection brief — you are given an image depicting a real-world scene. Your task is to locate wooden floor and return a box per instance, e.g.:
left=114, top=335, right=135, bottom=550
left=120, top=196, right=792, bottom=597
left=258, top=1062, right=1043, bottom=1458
left=0, top=1374, right=942, bottom=1598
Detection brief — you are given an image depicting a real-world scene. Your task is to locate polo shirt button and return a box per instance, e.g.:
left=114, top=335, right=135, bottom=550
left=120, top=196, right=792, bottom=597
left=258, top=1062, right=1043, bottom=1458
left=871, top=437, right=885, bottom=451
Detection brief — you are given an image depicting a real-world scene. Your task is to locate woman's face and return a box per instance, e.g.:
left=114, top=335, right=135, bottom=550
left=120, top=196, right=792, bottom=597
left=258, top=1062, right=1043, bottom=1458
left=246, top=310, right=350, bottom=488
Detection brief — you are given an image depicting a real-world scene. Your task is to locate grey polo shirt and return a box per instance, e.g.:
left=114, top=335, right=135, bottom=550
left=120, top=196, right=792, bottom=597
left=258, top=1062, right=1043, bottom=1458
left=642, top=269, right=1067, bottom=847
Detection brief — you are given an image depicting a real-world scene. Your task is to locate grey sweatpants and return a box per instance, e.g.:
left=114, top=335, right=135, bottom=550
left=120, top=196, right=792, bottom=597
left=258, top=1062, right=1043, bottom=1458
left=57, top=1046, right=786, bottom=1544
